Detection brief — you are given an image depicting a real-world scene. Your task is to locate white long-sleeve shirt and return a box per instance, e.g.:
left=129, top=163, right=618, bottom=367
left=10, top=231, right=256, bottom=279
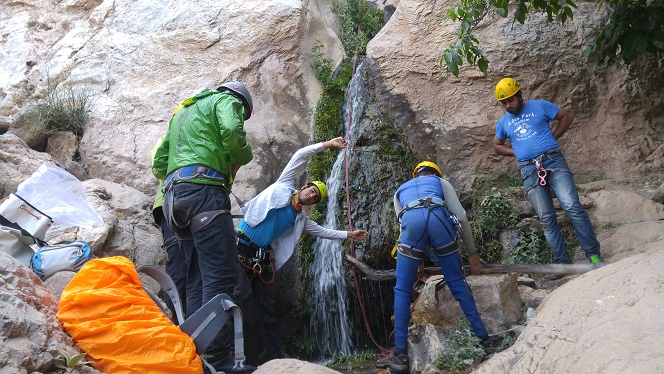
left=240, top=143, right=347, bottom=270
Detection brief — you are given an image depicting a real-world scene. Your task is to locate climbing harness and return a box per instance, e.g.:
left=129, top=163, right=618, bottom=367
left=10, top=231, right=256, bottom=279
left=163, top=165, right=228, bottom=193
left=536, top=159, right=548, bottom=186
left=162, top=165, right=246, bottom=240
left=235, top=230, right=276, bottom=284
left=517, top=148, right=570, bottom=193
left=397, top=197, right=462, bottom=246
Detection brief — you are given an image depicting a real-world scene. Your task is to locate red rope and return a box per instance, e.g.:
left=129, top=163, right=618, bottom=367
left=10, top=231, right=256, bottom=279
left=344, top=22, right=390, bottom=355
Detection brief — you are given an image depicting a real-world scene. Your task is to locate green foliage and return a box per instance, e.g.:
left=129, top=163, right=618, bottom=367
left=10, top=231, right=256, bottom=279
left=336, top=0, right=386, bottom=56
left=442, top=0, right=663, bottom=76
left=308, top=43, right=353, bottom=181
left=478, top=241, right=504, bottom=263
left=287, top=335, right=317, bottom=358
left=298, top=209, right=324, bottom=282
left=504, top=229, right=550, bottom=264
left=24, top=75, right=92, bottom=138
left=471, top=192, right=518, bottom=257
left=433, top=319, right=485, bottom=370
left=326, top=350, right=376, bottom=367
left=559, top=219, right=579, bottom=260
left=602, top=221, right=619, bottom=229
left=583, top=0, right=664, bottom=72
left=54, top=346, right=92, bottom=373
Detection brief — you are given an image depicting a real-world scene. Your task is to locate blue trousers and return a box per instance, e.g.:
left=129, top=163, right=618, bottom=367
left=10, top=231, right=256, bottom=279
left=393, top=251, right=488, bottom=351
left=520, top=153, right=601, bottom=263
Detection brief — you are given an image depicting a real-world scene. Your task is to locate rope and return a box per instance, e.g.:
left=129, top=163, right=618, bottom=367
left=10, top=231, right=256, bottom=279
left=343, top=21, right=390, bottom=355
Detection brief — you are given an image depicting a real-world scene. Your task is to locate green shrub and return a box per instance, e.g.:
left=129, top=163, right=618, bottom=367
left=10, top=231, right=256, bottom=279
left=327, top=350, right=375, bottom=368
left=471, top=192, right=517, bottom=261
left=505, top=230, right=550, bottom=264
left=54, top=346, right=92, bottom=373
left=335, top=0, right=385, bottom=56
left=26, top=76, right=92, bottom=138
left=433, top=319, right=485, bottom=370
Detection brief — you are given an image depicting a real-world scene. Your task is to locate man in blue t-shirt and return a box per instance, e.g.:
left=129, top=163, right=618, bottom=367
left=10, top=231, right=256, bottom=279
left=493, top=78, right=603, bottom=275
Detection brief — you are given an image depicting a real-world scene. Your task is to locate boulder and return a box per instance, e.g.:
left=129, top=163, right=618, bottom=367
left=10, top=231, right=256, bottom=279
left=255, top=358, right=339, bottom=374
left=0, top=252, right=74, bottom=373
left=412, top=273, right=522, bottom=334
left=474, top=243, right=664, bottom=373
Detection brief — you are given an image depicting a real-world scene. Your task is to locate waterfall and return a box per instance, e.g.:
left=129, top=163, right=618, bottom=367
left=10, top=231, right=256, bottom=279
left=309, top=61, right=366, bottom=358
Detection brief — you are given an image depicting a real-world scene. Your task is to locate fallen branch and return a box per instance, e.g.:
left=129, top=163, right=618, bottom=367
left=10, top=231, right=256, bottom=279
left=344, top=254, right=602, bottom=281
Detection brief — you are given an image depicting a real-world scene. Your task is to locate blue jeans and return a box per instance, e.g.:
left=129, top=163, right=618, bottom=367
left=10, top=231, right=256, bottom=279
left=393, top=252, right=488, bottom=351
left=163, top=182, right=239, bottom=360
left=519, top=153, right=601, bottom=263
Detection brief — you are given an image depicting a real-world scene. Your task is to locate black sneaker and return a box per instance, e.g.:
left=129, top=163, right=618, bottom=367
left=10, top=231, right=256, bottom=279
left=376, top=351, right=408, bottom=372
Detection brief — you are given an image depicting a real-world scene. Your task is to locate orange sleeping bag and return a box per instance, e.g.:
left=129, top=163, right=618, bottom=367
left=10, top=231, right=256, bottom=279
left=57, top=256, right=202, bottom=374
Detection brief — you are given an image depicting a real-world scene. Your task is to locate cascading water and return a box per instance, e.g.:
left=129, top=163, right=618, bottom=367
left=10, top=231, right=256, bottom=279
left=309, top=61, right=367, bottom=358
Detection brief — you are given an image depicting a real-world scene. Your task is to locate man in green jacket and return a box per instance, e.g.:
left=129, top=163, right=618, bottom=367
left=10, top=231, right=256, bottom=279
left=152, top=81, right=254, bottom=373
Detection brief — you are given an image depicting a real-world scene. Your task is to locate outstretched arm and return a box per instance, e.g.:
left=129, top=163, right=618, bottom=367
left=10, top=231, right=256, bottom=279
left=347, top=230, right=368, bottom=240
left=277, top=137, right=348, bottom=186
left=323, top=137, right=348, bottom=150
left=303, top=218, right=367, bottom=241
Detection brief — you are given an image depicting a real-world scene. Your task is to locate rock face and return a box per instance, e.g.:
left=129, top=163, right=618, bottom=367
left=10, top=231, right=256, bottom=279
left=475, top=244, right=664, bottom=373
left=367, top=0, right=663, bottom=187
left=0, top=0, right=345, bottom=202
left=1, top=0, right=663, bottom=373
left=0, top=252, right=75, bottom=373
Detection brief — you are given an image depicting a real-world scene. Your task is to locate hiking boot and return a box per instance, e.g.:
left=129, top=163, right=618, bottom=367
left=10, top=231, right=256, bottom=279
left=482, top=339, right=507, bottom=355
left=376, top=351, right=408, bottom=373
left=589, top=255, right=605, bottom=264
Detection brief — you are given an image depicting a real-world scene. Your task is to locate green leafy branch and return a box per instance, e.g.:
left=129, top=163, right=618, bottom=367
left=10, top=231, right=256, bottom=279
left=442, top=0, right=662, bottom=75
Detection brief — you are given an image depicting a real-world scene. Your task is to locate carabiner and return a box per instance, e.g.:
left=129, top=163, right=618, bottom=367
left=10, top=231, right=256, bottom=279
left=253, top=262, right=263, bottom=274
left=537, top=168, right=547, bottom=186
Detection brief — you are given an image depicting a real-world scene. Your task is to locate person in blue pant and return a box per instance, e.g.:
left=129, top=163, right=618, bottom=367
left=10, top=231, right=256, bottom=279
left=493, top=78, right=603, bottom=278
left=376, top=161, right=493, bottom=373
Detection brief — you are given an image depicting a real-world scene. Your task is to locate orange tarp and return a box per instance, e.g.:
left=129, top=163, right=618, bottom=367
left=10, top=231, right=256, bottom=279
left=57, top=256, right=202, bottom=374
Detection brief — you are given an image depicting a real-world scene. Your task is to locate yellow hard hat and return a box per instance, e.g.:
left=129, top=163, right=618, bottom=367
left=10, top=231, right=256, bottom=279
left=413, top=161, right=442, bottom=178
left=495, top=78, right=521, bottom=101
left=308, top=181, right=328, bottom=202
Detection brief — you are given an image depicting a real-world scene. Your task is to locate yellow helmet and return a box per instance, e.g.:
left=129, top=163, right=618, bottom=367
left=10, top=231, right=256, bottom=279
left=495, top=78, right=521, bottom=101
left=413, top=161, right=442, bottom=178
left=308, top=181, right=328, bottom=202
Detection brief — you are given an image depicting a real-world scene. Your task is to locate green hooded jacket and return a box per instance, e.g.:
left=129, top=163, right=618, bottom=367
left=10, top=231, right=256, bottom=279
left=152, top=89, right=253, bottom=189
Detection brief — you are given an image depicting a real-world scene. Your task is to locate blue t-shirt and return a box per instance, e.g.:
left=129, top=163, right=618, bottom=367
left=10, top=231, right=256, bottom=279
left=237, top=204, right=297, bottom=247
left=495, top=100, right=561, bottom=162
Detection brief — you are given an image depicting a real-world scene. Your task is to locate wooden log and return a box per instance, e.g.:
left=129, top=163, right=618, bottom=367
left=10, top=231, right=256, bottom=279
left=344, top=254, right=603, bottom=281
